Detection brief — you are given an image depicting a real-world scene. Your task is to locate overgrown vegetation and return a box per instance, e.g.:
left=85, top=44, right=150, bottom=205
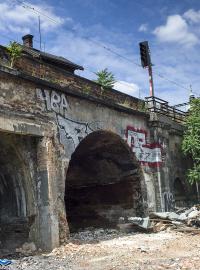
left=120, top=97, right=130, bottom=108
left=182, top=98, right=200, bottom=184
left=82, top=85, right=92, bottom=95
left=137, top=100, right=147, bottom=112
left=94, top=68, right=116, bottom=89
left=6, top=41, right=22, bottom=68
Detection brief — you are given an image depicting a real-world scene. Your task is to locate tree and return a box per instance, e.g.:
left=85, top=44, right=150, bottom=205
left=182, top=98, right=200, bottom=184
left=95, top=68, right=116, bottom=88
left=6, top=41, right=22, bottom=68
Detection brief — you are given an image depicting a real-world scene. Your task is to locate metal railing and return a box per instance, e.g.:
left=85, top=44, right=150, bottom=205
left=145, top=96, right=186, bottom=123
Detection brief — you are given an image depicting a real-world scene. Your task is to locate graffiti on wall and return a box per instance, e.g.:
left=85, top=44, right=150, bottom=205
left=37, top=88, right=163, bottom=164
left=163, top=191, right=174, bottom=211
left=126, top=126, right=162, bottom=166
left=36, top=88, right=105, bottom=154
left=57, top=114, right=92, bottom=152
left=36, top=88, right=69, bottom=117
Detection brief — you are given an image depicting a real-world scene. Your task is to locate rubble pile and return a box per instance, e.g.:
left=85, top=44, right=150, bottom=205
left=16, top=242, right=37, bottom=256
left=47, top=228, right=120, bottom=259
left=7, top=230, right=200, bottom=270
left=70, top=228, right=120, bottom=242
left=120, top=205, right=200, bottom=233
left=3, top=205, right=200, bottom=270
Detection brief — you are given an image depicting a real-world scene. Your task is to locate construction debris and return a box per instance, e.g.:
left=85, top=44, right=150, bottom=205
left=16, top=242, right=37, bottom=256
left=117, top=204, right=200, bottom=234
left=6, top=230, right=200, bottom=270
left=150, top=205, right=200, bottom=232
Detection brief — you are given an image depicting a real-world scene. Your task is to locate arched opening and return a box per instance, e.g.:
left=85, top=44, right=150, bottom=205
left=174, top=178, right=187, bottom=207
left=174, top=177, right=187, bottom=207
left=174, top=177, right=198, bottom=207
left=189, top=182, right=199, bottom=205
left=0, top=132, right=37, bottom=254
left=65, top=130, right=144, bottom=231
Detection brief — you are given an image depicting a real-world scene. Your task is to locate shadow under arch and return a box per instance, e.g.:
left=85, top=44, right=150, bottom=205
left=174, top=177, right=198, bottom=207
left=65, top=130, right=145, bottom=231
left=0, top=132, right=38, bottom=253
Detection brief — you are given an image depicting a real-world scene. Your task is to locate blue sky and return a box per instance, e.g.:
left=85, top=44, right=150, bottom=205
left=1, top=0, right=200, bottom=105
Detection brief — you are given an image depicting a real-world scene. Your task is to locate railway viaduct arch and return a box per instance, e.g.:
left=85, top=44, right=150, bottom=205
left=0, top=39, right=196, bottom=252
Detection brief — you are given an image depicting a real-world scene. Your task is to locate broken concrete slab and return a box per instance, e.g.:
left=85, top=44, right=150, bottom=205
left=149, top=212, right=180, bottom=221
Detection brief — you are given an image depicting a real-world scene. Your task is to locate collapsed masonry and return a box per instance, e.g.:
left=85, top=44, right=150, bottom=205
left=0, top=35, right=198, bottom=254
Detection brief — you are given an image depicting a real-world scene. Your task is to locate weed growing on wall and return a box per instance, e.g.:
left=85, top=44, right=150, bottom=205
left=6, top=42, right=22, bottom=68
left=137, top=101, right=147, bottom=112
left=94, top=68, right=116, bottom=89
left=82, top=85, right=92, bottom=95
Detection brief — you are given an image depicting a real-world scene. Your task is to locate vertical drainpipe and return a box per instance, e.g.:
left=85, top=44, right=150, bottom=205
left=157, top=169, right=164, bottom=211
left=154, top=128, right=164, bottom=212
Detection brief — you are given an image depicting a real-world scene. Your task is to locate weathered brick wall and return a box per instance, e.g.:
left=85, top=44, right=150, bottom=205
left=0, top=45, right=144, bottom=112
left=17, top=56, right=143, bottom=111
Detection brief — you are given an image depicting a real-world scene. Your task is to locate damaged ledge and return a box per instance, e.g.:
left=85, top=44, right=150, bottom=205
left=0, top=109, right=54, bottom=137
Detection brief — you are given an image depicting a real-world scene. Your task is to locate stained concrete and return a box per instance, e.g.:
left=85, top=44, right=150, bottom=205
left=0, top=45, right=196, bottom=252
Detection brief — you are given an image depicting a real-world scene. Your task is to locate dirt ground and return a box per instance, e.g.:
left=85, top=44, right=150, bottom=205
left=5, top=229, right=200, bottom=270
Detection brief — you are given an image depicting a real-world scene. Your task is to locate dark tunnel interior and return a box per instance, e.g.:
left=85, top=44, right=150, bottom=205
left=65, top=130, right=144, bottom=232
left=0, top=132, right=37, bottom=254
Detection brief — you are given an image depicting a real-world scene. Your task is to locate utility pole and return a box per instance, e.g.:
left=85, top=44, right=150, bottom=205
left=139, top=41, right=154, bottom=96
left=38, top=16, right=42, bottom=51
left=148, top=61, right=154, bottom=97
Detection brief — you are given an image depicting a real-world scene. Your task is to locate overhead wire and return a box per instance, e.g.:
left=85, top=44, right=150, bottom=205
left=14, top=0, right=60, bottom=24
left=8, top=0, right=200, bottom=95
left=155, top=73, right=190, bottom=91
left=14, top=0, right=143, bottom=68
left=1, top=33, right=142, bottom=97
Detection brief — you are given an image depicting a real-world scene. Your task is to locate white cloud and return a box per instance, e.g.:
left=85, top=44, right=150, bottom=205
left=3, top=25, right=30, bottom=34
left=138, top=24, right=148, bottom=32
left=183, top=9, right=200, bottom=23
left=0, top=1, right=65, bottom=34
left=1, top=1, right=199, bottom=104
left=114, top=81, right=139, bottom=97
left=49, top=29, right=200, bottom=103
left=153, top=14, right=198, bottom=46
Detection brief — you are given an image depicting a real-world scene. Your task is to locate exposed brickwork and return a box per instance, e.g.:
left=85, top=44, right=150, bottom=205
left=0, top=45, right=143, bottom=112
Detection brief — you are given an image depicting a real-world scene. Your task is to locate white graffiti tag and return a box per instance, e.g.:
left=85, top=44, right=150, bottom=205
left=163, top=192, right=175, bottom=211
left=57, top=115, right=92, bottom=151
left=36, top=88, right=69, bottom=116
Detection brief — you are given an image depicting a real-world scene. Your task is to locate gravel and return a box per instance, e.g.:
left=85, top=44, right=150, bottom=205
left=4, top=228, right=200, bottom=270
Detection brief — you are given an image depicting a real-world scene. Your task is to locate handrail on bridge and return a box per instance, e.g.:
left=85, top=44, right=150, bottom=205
left=145, top=96, right=187, bottom=123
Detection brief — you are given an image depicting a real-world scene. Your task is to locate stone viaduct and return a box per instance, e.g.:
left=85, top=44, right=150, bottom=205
left=0, top=35, right=197, bottom=253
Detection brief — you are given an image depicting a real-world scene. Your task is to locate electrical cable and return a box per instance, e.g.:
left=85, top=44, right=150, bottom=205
left=7, top=0, right=200, bottom=95
left=0, top=33, right=142, bottom=97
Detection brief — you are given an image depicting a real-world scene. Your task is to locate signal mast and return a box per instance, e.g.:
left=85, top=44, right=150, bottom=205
left=139, top=41, right=154, bottom=96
